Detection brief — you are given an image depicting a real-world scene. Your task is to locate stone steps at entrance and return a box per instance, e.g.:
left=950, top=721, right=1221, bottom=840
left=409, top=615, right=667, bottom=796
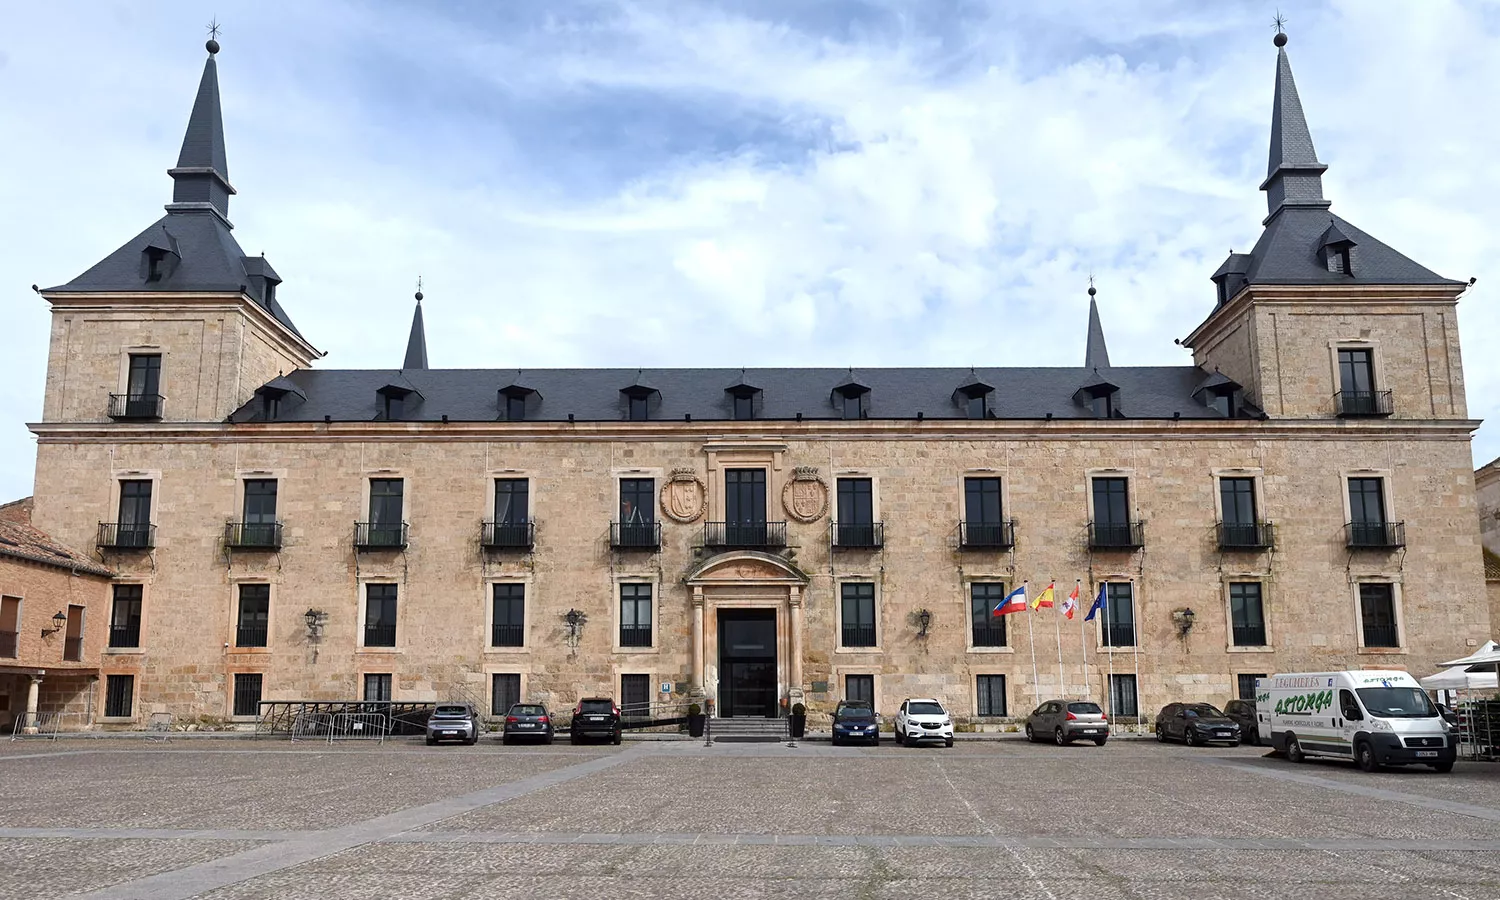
left=707, top=717, right=789, bottom=743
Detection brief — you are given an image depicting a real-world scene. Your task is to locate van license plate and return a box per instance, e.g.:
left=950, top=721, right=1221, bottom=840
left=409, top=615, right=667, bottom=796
left=1416, top=750, right=1438, bottom=758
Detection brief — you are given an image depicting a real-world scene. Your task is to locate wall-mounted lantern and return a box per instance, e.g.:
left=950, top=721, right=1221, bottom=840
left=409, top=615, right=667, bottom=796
left=41, top=610, right=67, bottom=638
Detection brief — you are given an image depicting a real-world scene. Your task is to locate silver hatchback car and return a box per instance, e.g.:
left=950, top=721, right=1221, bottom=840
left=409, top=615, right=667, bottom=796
left=1025, top=699, right=1109, bottom=746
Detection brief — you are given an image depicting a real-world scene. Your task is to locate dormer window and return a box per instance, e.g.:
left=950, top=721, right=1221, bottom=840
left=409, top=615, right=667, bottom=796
left=384, top=393, right=403, bottom=420
left=145, top=247, right=168, bottom=283
left=1074, top=373, right=1120, bottom=419
left=262, top=392, right=280, bottom=420
left=831, top=375, right=870, bottom=421
left=1091, top=392, right=1113, bottom=418
left=1319, top=222, right=1357, bottom=278
left=1330, top=245, right=1353, bottom=276
left=498, top=384, right=538, bottom=422
left=377, top=383, right=419, bottom=421
left=1192, top=371, right=1243, bottom=419
left=725, top=378, right=761, bottom=421
left=1215, top=278, right=1228, bottom=306
left=620, top=382, right=658, bottom=422
left=264, top=280, right=277, bottom=306
left=953, top=375, right=995, bottom=420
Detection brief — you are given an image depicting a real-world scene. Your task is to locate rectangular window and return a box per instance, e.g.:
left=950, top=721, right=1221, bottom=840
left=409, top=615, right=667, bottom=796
left=233, top=673, right=263, bottom=717
left=236, top=583, right=270, bottom=648
left=840, top=583, right=876, bottom=647
left=126, top=353, right=161, bottom=399
left=0, top=596, right=20, bottom=659
left=105, top=674, right=134, bottom=718
left=964, top=477, right=1003, bottom=525
left=621, top=674, right=651, bottom=717
left=491, top=673, right=521, bottom=716
left=494, top=478, right=529, bottom=524
left=1101, top=582, right=1135, bottom=647
left=1338, top=348, right=1375, bottom=395
left=363, top=673, right=392, bottom=702
left=63, top=605, right=84, bottom=661
left=243, top=479, right=278, bottom=523
left=977, top=674, right=1007, bottom=716
left=733, top=392, right=754, bottom=420
left=1359, top=583, right=1399, bottom=648
left=725, top=469, right=767, bottom=525
left=969, top=583, right=1008, bottom=647
left=841, top=391, right=865, bottom=420
left=364, top=584, right=398, bottom=647
left=109, top=584, right=143, bottom=649
left=835, top=477, right=876, bottom=546
left=118, top=480, right=153, bottom=546
left=845, top=674, right=874, bottom=706
left=619, top=478, right=655, bottom=525
left=966, top=391, right=988, bottom=420
left=1348, top=477, right=1386, bottom=526
left=1091, top=477, right=1130, bottom=526
left=1237, top=673, right=1266, bottom=701
left=505, top=394, right=527, bottom=421
left=628, top=393, right=649, bottom=421
left=1228, top=582, right=1266, bottom=647
left=620, top=584, right=652, bottom=648
left=491, top=583, right=525, bottom=647
left=1109, top=674, right=1138, bottom=719
left=1219, top=477, right=1256, bottom=526
left=369, top=478, right=404, bottom=525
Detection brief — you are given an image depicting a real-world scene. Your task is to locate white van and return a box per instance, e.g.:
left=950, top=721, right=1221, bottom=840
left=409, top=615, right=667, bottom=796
left=1258, top=670, right=1454, bottom=773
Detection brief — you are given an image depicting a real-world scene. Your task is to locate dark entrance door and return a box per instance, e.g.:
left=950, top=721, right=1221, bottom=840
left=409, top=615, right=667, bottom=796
left=718, top=609, right=777, bottom=718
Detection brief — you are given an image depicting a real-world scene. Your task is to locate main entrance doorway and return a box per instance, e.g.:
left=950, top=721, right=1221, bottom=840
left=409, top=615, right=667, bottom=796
left=718, top=609, right=777, bottom=718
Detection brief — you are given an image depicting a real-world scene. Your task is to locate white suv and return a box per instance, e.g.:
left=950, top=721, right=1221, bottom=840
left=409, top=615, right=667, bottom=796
left=895, top=698, right=954, bottom=747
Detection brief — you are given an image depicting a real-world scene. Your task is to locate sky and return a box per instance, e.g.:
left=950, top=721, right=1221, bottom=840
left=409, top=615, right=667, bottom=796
left=1, top=0, right=1497, bottom=503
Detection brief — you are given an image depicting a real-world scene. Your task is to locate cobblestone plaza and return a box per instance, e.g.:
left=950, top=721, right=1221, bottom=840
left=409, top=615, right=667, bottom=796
left=2, top=738, right=1499, bottom=898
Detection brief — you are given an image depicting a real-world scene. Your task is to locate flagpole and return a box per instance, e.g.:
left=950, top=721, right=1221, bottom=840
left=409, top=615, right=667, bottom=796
left=1076, top=580, right=1087, bottom=702
left=1053, top=580, right=1064, bottom=697
left=1132, top=589, right=1142, bottom=730
left=1105, top=583, right=1115, bottom=734
left=1024, top=581, right=1039, bottom=707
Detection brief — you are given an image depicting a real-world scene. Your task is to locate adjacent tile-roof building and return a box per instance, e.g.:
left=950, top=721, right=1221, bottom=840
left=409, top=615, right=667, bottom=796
left=0, top=498, right=112, bottom=578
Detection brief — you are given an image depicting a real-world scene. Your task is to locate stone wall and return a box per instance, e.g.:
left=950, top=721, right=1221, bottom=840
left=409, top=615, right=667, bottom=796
left=30, top=425, right=1492, bottom=725
left=1479, top=459, right=1500, bottom=555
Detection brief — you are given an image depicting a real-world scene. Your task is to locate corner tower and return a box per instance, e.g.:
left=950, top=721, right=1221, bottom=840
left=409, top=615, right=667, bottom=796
left=34, top=38, right=319, bottom=426
left=1183, top=31, right=1469, bottom=421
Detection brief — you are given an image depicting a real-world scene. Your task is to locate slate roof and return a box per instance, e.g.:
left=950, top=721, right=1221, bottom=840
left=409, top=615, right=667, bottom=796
left=0, top=499, right=113, bottom=577
left=228, top=364, right=1255, bottom=424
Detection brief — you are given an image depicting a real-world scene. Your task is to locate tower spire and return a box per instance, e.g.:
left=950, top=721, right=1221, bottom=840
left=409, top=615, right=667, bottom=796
left=166, top=32, right=237, bottom=224
left=403, top=281, right=428, bottom=370
left=1259, top=29, right=1330, bottom=221
left=1084, top=281, right=1110, bottom=369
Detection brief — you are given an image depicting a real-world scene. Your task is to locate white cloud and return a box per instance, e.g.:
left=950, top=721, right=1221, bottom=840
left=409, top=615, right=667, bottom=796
left=1, top=0, right=1498, bottom=510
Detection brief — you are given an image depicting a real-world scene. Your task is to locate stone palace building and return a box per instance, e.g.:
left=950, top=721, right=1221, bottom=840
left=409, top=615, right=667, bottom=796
left=21, top=32, right=1491, bottom=728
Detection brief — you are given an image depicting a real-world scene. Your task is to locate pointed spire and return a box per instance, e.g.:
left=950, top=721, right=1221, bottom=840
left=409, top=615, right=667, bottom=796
left=1084, top=282, right=1110, bottom=369
left=403, top=281, right=428, bottom=370
left=1259, top=30, right=1330, bottom=221
left=166, top=36, right=237, bottom=223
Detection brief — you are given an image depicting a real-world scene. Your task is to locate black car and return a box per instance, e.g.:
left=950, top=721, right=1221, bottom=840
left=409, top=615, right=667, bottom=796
left=502, top=703, right=554, bottom=745
left=831, top=700, right=880, bottom=746
left=1223, top=699, right=1260, bottom=745
left=1155, top=702, right=1241, bottom=746
left=570, top=697, right=622, bottom=745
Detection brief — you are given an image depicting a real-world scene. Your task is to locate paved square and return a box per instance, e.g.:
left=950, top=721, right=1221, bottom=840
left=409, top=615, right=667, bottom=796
left=1, top=737, right=1498, bottom=898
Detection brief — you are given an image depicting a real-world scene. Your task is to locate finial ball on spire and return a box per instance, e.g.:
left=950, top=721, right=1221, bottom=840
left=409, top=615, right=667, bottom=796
left=415, top=291, right=423, bottom=302
left=1087, top=285, right=1097, bottom=297
left=1273, top=31, right=1287, bottom=47
left=206, top=38, right=220, bottom=54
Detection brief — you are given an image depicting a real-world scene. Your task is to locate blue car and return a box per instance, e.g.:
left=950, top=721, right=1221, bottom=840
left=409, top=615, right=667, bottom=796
left=831, top=700, right=880, bottom=746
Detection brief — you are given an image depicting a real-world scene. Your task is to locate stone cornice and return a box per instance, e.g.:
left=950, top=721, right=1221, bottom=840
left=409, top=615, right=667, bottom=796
left=1182, top=283, right=1466, bottom=350
left=28, top=417, right=1481, bottom=445
left=39, top=290, right=322, bottom=364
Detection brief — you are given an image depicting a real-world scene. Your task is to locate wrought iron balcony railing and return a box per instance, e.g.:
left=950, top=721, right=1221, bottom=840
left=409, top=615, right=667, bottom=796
left=619, top=625, right=653, bottom=648
left=0, top=630, right=17, bottom=658
left=1361, top=622, right=1400, bottom=648
left=970, top=625, right=1007, bottom=648
left=481, top=520, right=535, bottom=550
left=107, top=393, right=164, bottom=420
left=1217, top=521, right=1275, bottom=551
left=1335, top=390, right=1393, bottom=417
left=225, top=521, right=283, bottom=550
left=959, top=520, right=1015, bottom=550
left=702, top=521, right=787, bottom=549
left=1100, top=623, right=1137, bottom=647
left=1231, top=624, right=1267, bottom=647
left=833, top=522, right=884, bottom=549
left=841, top=624, right=877, bottom=648
left=611, top=521, right=661, bottom=550
left=108, top=624, right=141, bottom=649
left=1088, top=521, right=1145, bottom=550
left=1346, top=521, right=1405, bottom=550
left=491, top=624, right=524, bottom=647
left=363, top=624, right=397, bottom=647
left=236, top=624, right=268, bottom=648
left=97, top=522, right=156, bottom=550
left=355, top=522, right=408, bottom=550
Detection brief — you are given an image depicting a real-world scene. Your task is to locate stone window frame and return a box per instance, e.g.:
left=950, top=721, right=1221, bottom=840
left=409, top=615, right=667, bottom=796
left=1350, top=575, right=1407, bottom=655
left=359, top=671, right=396, bottom=702
left=961, top=574, right=1015, bottom=655
left=832, top=469, right=882, bottom=534
left=1209, top=467, right=1266, bottom=527
left=226, top=574, right=276, bottom=657
left=1338, top=468, right=1396, bottom=527
left=612, top=572, right=661, bottom=654
left=100, top=671, right=139, bottom=723
left=833, top=666, right=882, bottom=711
left=1232, top=670, right=1269, bottom=702
left=117, top=344, right=165, bottom=411
left=355, top=576, right=403, bottom=653
left=483, top=573, right=533, bottom=655
left=361, top=469, right=409, bottom=530
left=226, top=669, right=266, bottom=721
left=612, top=466, right=663, bottom=527
left=113, top=469, right=162, bottom=532
left=1326, top=338, right=1387, bottom=401
left=833, top=576, right=881, bottom=653
left=1083, top=467, right=1138, bottom=528
left=701, top=442, right=787, bottom=524
left=956, top=468, right=1010, bottom=528
left=483, top=667, right=531, bottom=721
left=104, top=579, right=149, bottom=656
left=614, top=670, right=658, bottom=714
left=970, top=670, right=1011, bottom=719
left=1220, top=574, right=1274, bottom=653
left=1091, top=575, right=1139, bottom=654
left=234, top=468, right=286, bottom=524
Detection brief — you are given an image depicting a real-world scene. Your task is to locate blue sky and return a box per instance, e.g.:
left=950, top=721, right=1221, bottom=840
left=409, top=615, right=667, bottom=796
left=1, top=0, right=1497, bottom=502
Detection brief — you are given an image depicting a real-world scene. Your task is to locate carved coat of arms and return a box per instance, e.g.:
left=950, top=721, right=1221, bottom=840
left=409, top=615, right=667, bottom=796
left=782, top=467, right=828, bottom=523
left=660, top=468, right=707, bottom=523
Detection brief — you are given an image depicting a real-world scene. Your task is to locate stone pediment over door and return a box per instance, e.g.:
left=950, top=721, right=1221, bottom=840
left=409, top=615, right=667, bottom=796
left=685, top=551, right=808, bottom=587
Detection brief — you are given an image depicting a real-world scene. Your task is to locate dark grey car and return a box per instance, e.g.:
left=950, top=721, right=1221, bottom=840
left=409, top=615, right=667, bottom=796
left=1025, top=700, right=1109, bottom=746
left=502, top=703, right=554, bottom=745
left=1155, top=702, right=1241, bottom=746
left=1223, top=699, right=1259, bottom=745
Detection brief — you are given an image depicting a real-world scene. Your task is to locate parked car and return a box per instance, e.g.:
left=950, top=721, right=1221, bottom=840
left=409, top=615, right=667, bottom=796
left=894, top=698, right=954, bottom=747
left=502, top=702, right=554, bottom=745
left=1224, top=699, right=1260, bottom=745
left=425, top=703, right=479, bottom=746
left=831, top=700, right=880, bottom=746
left=1155, top=702, right=1241, bottom=746
left=570, top=697, right=622, bottom=745
left=1025, top=699, right=1109, bottom=746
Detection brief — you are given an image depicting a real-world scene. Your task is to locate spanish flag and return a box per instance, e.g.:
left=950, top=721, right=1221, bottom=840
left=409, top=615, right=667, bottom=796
left=1030, top=581, right=1055, bottom=611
